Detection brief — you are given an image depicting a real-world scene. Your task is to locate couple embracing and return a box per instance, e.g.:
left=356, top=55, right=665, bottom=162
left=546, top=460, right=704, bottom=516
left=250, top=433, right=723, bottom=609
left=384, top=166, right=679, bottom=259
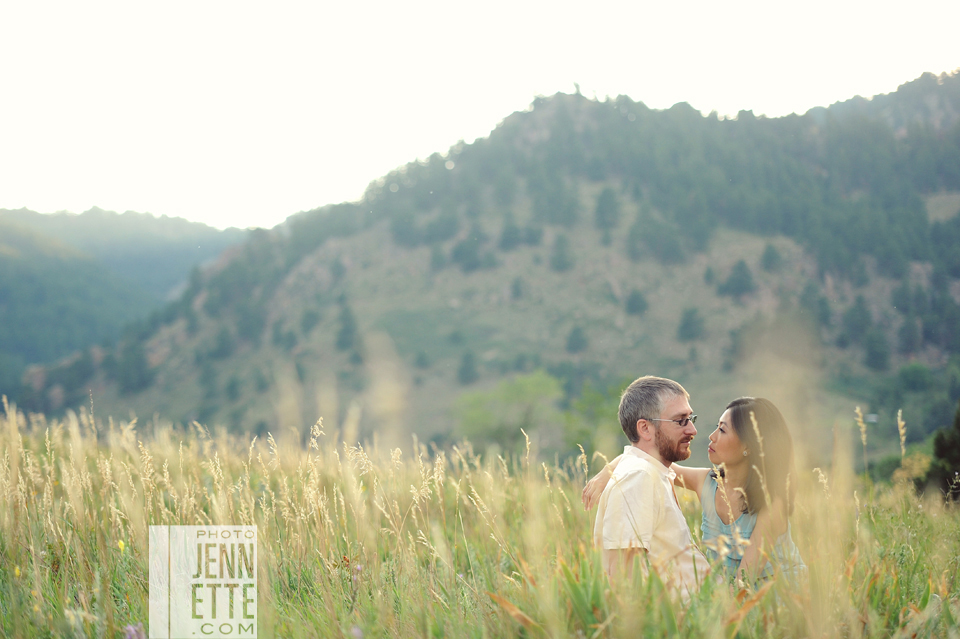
left=582, top=376, right=805, bottom=595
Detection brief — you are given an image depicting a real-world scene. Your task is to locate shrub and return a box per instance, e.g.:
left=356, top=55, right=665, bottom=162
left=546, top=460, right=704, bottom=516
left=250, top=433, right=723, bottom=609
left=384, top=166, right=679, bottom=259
left=898, top=362, right=932, bottom=391
left=928, top=399, right=960, bottom=498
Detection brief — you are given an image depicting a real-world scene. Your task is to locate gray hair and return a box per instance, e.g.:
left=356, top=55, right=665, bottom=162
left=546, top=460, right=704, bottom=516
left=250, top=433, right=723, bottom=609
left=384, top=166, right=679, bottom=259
left=618, top=376, right=689, bottom=443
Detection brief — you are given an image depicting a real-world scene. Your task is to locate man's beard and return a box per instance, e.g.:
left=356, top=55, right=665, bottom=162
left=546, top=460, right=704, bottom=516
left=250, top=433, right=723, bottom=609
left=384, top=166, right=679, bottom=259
left=655, top=425, right=692, bottom=463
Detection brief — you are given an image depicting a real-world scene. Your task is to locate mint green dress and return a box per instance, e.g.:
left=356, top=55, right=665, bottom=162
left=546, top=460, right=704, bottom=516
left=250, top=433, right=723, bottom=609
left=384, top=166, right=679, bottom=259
left=699, top=474, right=805, bottom=581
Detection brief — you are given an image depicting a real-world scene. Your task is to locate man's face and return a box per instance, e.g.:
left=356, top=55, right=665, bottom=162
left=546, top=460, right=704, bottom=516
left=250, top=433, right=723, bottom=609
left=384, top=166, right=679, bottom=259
left=652, top=394, right=696, bottom=463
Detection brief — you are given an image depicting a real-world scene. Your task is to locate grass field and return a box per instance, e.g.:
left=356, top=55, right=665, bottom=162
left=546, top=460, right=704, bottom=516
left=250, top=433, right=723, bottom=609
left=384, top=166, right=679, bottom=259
left=1, top=399, right=958, bottom=637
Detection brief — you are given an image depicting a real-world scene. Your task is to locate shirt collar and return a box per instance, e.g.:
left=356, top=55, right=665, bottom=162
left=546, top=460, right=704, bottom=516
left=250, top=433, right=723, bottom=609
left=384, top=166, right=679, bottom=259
left=623, top=445, right=677, bottom=481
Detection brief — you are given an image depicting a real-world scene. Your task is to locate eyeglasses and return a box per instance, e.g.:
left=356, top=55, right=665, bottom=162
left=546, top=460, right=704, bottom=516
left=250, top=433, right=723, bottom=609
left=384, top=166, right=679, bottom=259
left=645, top=415, right=697, bottom=428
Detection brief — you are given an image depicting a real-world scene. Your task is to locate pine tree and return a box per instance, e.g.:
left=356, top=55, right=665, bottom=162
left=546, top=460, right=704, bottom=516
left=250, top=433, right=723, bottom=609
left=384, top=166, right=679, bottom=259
left=625, top=290, right=648, bottom=316
left=898, top=316, right=922, bottom=354
left=118, top=341, right=155, bottom=395
left=566, top=326, right=588, bottom=353
left=511, top=277, right=524, bottom=300
left=677, top=308, right=705, bottom=341
left=760, top=243, right=783, bottom=272
left=336, top=304, right=358, bottom=351
left=842, top=296, right=873, bottom=345
left=458, top=351, right=479, bottom=385
left=499, top=214, right=524, bottom=251
left=595, top=188, right=621, bottom=233
left=864, top=329, right=890, bottom=371
left=550, top=234, right=575, bottom=272
left=717, top=260, right=756, bottom=298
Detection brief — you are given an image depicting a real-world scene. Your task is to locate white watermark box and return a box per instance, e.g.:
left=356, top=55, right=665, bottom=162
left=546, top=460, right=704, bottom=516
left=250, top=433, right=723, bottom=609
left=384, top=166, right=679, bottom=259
left=149, top=526, right=257, bottom=638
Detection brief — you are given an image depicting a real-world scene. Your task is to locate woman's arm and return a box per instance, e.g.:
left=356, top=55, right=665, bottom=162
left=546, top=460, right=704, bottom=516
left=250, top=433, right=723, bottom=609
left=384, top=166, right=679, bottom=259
left=583, top=457, right=711, bottom=509
left=581, top=454, right=623, bottom=510
left=672, top=466, right=710, bottom=497
left=736, top=499, right=789, bottom=582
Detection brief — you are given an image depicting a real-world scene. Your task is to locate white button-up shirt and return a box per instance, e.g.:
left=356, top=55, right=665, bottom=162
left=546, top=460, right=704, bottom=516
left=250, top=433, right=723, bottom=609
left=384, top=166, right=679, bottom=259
left=594, top=445, right=708, bottom=594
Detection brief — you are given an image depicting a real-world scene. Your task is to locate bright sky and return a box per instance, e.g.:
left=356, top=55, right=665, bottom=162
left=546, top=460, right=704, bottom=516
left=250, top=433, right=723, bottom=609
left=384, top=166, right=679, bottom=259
left=1, top=1, right=958, bottom=230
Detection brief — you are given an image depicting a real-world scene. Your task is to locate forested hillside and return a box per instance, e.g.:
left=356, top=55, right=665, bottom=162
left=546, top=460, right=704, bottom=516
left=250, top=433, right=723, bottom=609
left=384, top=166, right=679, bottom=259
left=0, top=207, right=247, bottom=299
left=0, top=209, right=247, bottom=402
left=0, top=221, right=154, bottom=395
left=15, top=71, right=960, bottom=473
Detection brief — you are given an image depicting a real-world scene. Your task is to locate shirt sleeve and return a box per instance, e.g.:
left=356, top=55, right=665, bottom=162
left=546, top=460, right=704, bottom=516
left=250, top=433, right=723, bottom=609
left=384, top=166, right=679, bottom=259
left=598, top=468, right=661, bottom=550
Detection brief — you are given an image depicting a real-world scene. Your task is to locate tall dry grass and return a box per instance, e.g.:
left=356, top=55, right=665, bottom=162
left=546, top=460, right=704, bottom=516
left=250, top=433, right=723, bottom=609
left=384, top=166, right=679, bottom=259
left=1, top=398, right=958, bottom=637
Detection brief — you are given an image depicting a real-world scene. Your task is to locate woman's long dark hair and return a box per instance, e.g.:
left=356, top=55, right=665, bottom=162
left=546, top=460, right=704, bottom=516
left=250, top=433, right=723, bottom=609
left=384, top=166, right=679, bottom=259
left=720, top=397, right=797, bottom=517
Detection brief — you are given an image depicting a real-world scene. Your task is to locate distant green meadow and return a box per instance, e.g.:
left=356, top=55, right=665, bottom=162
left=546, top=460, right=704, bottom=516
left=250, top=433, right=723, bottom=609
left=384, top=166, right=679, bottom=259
left=1, top=403, right=958, bottom=638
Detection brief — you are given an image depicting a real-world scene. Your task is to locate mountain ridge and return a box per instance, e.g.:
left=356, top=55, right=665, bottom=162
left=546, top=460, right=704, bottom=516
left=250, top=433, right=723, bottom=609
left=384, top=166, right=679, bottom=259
left=0, top=207, right=248, bottom=398
left=817, top=69, right=960, bottom=132
left=11, top=71, right=960, bottom=467
left=0, top=206, right=248, bottom=299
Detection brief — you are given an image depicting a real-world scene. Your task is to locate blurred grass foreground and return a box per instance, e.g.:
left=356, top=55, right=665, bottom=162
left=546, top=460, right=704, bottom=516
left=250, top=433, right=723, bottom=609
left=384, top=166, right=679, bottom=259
left=1, top=399, right=958, bottom=638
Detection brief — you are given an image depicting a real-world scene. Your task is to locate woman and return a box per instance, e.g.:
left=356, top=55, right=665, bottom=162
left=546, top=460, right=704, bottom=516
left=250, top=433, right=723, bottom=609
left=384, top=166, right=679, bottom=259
left=583, top=397, right=805, bottom=583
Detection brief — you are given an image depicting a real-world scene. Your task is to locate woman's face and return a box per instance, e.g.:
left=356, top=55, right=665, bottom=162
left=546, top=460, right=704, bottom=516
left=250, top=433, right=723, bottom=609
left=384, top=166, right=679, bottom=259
left=707, top=408, right=748, bottom=467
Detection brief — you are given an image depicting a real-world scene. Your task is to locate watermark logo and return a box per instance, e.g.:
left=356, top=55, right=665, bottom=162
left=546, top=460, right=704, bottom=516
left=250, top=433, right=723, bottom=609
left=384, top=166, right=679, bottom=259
left=149, top=526, right=257, bottom=638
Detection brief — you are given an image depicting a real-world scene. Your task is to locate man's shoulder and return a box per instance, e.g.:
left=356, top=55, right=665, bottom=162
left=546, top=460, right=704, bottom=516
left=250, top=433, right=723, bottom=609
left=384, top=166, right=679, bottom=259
left=612, top=450, right=659, bottom=480
left=605, top=455, right=661, bottom=498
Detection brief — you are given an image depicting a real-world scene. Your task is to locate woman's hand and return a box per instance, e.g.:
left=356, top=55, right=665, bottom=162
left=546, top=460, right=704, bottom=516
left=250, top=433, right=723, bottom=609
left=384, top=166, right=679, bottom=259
left=582, top=455, right=622, bottom=510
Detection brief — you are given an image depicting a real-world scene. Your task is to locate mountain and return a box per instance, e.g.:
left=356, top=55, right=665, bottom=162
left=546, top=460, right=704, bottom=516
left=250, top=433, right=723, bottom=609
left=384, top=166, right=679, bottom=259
left=0, top=219, right=155, bottom=394
left=17, top=71, right=960, bottom=467
left=816, top=70, right=960, bottom=133
left=0, top=208, right=248, bottom=401
left=0, top=207, right=248, bottom=300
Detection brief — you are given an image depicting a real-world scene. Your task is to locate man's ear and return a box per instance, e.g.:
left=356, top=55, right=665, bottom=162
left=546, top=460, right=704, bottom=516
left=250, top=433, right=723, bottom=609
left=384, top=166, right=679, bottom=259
left=636, top=418, right=653, bottom=442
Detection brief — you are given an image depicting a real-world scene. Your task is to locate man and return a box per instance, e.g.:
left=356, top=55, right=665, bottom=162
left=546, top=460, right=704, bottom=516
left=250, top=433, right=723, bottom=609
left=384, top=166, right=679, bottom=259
left=592, top=375, right=708, bottom=594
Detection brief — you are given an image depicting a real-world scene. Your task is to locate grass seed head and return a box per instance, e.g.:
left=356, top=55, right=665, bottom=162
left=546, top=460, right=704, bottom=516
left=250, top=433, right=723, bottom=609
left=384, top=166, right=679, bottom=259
left=896, top=410, right=907, bottom=460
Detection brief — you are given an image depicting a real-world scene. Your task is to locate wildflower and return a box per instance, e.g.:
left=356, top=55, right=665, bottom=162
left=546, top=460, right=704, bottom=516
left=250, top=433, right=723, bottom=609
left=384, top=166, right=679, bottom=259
left=14, top=566, right=20, bottom=578
left=118, top=540, right=125, bottom=553
left=124, top=623, right=146, bottom=639
left=350, top=625, right=363, bottom=639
